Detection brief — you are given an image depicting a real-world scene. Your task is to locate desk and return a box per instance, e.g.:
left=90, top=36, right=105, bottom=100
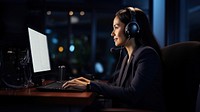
left=0, top=83, right=97, bottom=112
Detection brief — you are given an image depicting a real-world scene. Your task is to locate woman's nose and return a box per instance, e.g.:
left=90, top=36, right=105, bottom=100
left=111, top=31, right=115, bottom=37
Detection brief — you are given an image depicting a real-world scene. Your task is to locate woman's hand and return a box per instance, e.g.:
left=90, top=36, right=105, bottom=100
left=62, top=77, right=90, bottom=90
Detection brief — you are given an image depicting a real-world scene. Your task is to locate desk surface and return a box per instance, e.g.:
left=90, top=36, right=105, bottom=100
left=0, top=83, right=96, bottom=106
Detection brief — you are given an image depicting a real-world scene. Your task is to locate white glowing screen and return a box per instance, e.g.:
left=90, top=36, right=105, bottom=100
left=28, top=27, right=51, bottom=73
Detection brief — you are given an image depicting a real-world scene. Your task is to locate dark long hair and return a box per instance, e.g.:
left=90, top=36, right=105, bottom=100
left=115, top=7, right=161, bottom=56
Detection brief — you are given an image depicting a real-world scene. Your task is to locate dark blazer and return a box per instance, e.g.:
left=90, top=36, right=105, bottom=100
left=90, top=46, right=165, bottom=111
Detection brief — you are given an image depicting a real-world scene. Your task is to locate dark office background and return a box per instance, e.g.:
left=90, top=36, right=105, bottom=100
left=0, top=0, right=200, bottom=83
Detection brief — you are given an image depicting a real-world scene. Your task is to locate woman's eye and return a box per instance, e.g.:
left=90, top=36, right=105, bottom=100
left=114, top=26, right=118, bottom=29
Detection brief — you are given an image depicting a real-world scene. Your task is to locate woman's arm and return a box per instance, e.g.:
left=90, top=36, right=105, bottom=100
left=89, top=48, right=162, bottom=104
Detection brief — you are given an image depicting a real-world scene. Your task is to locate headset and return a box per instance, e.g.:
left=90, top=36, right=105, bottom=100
left=125, top=7, right=140, bottom=38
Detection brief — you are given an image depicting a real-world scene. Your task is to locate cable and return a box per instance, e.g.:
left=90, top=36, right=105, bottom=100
left=1, top=78, right=25, bottom=89
left=1, top=48, right=34, bottom=88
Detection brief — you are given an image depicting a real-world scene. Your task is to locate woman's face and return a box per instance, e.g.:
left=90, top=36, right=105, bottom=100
left=111, top=16, right=127, bottom=46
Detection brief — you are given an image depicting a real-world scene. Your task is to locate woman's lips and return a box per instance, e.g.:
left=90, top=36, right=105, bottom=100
left=114, top=38, right=118, bottom=42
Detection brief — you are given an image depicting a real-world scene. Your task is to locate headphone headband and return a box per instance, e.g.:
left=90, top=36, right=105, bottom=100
left=128, top=7, right=136, bottom=22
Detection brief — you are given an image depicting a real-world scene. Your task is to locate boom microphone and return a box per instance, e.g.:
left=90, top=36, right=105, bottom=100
left=110, top=47, right=124, bottom=53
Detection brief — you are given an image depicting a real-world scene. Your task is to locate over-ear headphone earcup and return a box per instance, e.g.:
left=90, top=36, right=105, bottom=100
left=125, top=7, right=140, bottom=38
left=125, top=21, right=140, bottom=38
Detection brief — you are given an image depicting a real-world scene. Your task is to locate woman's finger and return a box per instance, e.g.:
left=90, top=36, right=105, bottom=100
left=73, top=79, right=87, bottom=85
left=76, top=77, right=90, bottom=84
left=62, top=83, right=77, bottom=89
left=62, top=80, right=76, bottom=87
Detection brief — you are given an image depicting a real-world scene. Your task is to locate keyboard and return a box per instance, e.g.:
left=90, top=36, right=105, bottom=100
left=36, top=81, right=85, bottom=92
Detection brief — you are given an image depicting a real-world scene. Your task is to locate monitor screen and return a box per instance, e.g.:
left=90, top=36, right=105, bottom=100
left=28, top=27, right=51, bottom=73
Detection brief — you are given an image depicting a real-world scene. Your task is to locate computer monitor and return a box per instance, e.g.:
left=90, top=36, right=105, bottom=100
left=28, top=27, right=51, bottom=73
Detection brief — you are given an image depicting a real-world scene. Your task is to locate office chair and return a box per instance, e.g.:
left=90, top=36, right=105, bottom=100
left=162, top=41, right=200, bottom=112
left=196, top=84, right=200, bottom=112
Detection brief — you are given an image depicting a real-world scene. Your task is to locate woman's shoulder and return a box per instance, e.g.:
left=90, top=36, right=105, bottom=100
left=135, top=45, right=157, bottom=55
left=132, top=46, right=160, bottom=60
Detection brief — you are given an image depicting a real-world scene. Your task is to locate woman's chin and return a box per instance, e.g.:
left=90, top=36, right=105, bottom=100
left=115, top=43, right=123, bottom=47
left=115, top=43, right=119, bottom=46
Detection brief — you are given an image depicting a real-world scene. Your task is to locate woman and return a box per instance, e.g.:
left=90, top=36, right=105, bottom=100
left=62, top=7, right=165, bottom=111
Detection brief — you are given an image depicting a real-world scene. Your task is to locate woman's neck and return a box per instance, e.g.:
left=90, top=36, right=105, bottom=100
left=125, top=38, right=136, bottom=61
